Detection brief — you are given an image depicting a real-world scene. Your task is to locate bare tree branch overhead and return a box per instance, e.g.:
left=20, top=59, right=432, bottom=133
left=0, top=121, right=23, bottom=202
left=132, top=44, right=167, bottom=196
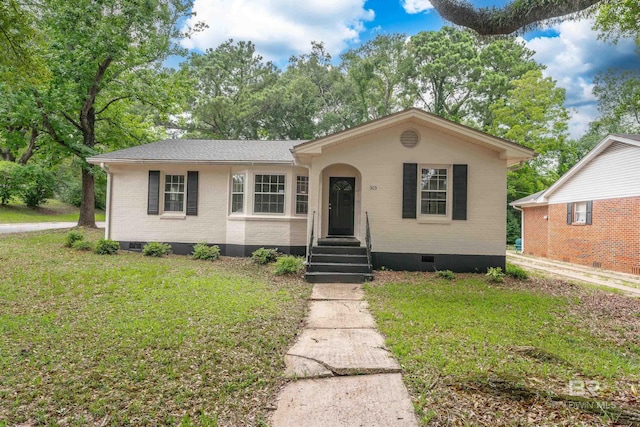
left=429, top=0, right=604, bottom=35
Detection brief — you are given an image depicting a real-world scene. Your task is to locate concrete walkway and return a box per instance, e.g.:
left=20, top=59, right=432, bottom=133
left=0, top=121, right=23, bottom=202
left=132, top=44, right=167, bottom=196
left=508, top=252, right=640, bottom=297
left=0, top=222, right=105, bottom=234
left=271, top=283, right=418, bottom=427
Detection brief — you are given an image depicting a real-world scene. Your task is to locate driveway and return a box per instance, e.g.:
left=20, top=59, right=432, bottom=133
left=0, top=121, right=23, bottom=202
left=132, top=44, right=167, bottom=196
left=0, top=222, right=106, bottom=234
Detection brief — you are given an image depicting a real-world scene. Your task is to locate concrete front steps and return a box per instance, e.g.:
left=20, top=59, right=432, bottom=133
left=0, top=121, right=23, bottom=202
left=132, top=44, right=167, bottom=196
left=305, top=237, right=373, bottom=283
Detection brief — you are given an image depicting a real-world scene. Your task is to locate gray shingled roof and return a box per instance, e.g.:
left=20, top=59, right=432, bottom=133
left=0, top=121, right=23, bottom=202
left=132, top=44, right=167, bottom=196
left=88, top=139, right=305, bottom=163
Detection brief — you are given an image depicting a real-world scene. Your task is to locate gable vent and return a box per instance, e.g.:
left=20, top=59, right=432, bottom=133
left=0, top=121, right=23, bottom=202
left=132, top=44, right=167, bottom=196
left=400, top=130, right=419, bottom=148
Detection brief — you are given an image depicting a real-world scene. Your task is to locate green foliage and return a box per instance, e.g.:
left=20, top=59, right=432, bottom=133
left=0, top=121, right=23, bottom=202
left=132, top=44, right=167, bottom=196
left=72, top=239, right=93, bottom=251
left=192, top=243, right=220, bottom=261
left=56, top=161, right=107, bottom=210
left=506, top=263, right=529, bottom=280
left=95, top=238, right=119, bottom=255
left=485, top=267, right=505, bottom=283
left=596, top=0, right=640, bottom=44
left=436, top=270, right=456, bottom=280
left=274, top=255, right=305, bottom=275
left=64, top=230, right=84, bottom=248
left=0, top=161, right=21, bottom=204
left=16, top=164, right=56, bottom=208
left=251, top=247, right=279, bottom=264
left=143, top=242, right=172, bottom=257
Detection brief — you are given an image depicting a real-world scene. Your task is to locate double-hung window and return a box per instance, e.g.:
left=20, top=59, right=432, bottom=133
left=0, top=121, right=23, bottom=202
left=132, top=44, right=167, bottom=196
left=420, top=167, right=448, bottom=216
left=231, top=174, right=244, bottom=213
left=164, top=174, right=185, bottom=212
left=573, top=201, right=587, bottom=223
left=254, top=174, right=285, bottom=214
left=296, top=176, right=309, bottom=215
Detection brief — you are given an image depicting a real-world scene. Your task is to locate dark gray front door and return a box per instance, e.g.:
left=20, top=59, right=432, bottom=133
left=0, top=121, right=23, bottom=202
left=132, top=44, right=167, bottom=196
left=329, top=177, right=355, bottom=235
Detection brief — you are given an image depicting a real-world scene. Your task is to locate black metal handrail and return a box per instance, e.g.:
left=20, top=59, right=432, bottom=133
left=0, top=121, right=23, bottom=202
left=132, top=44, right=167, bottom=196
left=307, top=210, right=316, bottom=264
left=365, top=211, right=372, bottom=270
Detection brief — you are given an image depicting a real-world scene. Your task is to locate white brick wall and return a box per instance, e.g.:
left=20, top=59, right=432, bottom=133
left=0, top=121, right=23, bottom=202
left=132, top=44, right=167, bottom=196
left=306, top=124, right=507, bottom=256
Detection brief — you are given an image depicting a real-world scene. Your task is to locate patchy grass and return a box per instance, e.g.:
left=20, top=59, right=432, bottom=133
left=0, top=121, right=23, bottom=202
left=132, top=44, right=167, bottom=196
left=0, top=199, right=105, bottom=223
left=0, top=229, right=311, bottom=426
left=366, top=271, right=640, bottom=426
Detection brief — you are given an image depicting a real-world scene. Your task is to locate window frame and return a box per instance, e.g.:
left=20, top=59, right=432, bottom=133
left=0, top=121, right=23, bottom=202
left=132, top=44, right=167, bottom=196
left=253, top=173, right=286, bottom=215
left=231, top=174, right=245, bottom=214
left=163, top=173, right=186, bottom=213
left=418, top=165, right=451, bottom=219
left=573, top=201, right=587, bottom=224
left=295, top=175, right=309, bottom=215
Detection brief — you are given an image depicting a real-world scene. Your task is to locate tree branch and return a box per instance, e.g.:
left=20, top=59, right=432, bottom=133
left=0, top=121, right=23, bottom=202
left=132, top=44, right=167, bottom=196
left=95, top=96, right=133, bottom=116
left=17, top=127, right=39, bottom=165
left=62, top=111, right=83, bottom=131
left=429, top=0, right=603, bottom=35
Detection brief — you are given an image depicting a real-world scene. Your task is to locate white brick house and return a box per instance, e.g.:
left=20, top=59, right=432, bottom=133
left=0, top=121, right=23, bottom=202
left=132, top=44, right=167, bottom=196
left=88, top=108, right=534, bottom=273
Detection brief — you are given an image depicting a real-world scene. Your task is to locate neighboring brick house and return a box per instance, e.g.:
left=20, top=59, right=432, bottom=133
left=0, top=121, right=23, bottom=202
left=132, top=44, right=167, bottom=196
left=88, top=108, right=534, bottom=279
left=511, top=134, right=640, bottom=275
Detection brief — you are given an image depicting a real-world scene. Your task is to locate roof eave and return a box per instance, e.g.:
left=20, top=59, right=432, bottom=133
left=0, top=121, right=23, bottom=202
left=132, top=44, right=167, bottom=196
left=86, top=158, right=295, bottom=166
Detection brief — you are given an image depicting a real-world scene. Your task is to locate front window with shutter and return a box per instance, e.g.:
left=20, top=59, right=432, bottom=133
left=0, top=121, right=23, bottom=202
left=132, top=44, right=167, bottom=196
left=573, top=201, right=587, bottom=223
left=420, top=167, right=448, bottom=216
left=164, top=174, right=185, bottom=212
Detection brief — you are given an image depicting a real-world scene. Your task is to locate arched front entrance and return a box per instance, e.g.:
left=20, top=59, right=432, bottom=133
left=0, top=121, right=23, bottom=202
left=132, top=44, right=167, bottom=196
left=320, top=164, right=362, bottom=238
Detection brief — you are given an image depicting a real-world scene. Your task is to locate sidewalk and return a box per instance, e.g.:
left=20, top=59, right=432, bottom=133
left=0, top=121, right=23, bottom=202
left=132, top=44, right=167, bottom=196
left=271, top=283, right=418, bottom=426
left=508, top=252, right=640, bottom=297
left=0, top=222, right=105, bottom=234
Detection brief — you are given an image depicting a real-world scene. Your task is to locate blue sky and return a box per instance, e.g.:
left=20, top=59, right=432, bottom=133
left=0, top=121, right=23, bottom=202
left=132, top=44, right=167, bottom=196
left=177, top=0, right=640, bottom=139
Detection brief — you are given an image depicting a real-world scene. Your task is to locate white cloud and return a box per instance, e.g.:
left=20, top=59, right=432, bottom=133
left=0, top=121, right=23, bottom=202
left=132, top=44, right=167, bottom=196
left=524, top=19, right=638, bottom=138
left=401, top=0, right=433, bottom=14
left=181, top=0, right=375, bottom=61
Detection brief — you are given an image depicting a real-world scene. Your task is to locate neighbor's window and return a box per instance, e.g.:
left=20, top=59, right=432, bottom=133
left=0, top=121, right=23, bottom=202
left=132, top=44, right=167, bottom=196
left=231, top=174, right=244, bottom=213
left=420, top=167, right=447, bottom=216
left=254, top=174, right=285, bottom=214
left=164, top=174, right=185, bottom=212
left=573, top=201, right=587, bottom=223
left=296, top=176, right=309, bottom=215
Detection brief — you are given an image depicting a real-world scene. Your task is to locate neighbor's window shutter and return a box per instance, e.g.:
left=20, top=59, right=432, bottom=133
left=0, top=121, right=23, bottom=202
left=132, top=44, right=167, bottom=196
left=452, top=164, right=468, bottom=220
left=402, top=163, right=417, bottom=218
left=147, top=170, right=160, bottom=215
left=186, top=171, right=198, bottom=216
left=566, top=203, right=572, bottom=224
left=586, top=200, right=592, bottom=225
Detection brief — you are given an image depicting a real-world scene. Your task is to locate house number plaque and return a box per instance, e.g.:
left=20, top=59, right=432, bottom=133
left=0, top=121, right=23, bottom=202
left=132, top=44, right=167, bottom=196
left=370, top=185, right=377, bottom=190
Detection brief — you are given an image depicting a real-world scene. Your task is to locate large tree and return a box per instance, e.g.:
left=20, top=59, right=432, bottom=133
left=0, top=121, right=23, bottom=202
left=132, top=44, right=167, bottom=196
left=13, top=0, right=197, bottom=226
left=428, top=0, right=602, bottom=35
left=183, top=40, right=279, bottom=139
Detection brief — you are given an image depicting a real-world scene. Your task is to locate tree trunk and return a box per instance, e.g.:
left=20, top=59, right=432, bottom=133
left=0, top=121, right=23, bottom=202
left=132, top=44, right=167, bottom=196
left=78, top=166, right=97, bottom=227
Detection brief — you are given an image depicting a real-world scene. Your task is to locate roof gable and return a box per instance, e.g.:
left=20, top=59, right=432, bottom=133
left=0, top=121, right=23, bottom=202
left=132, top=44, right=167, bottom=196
left=292, top=108, right=535, bottom=167
left=511, top=134, right=640, bottom=206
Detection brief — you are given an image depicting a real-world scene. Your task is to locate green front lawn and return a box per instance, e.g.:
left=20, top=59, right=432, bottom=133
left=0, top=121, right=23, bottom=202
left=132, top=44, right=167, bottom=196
left=0, top=229, right=311, bottom=426
left=0, top=199, right=105, bottom=223
left=367, top=272, right=640, bottom=426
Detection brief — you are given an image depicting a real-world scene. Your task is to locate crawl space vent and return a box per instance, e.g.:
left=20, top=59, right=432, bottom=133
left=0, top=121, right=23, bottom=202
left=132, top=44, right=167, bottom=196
left=400, top=130, right=419, bottom=148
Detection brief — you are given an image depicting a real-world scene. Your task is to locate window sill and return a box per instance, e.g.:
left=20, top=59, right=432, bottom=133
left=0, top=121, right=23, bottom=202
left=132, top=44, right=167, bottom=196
left=571, top=222, right=587, bottom=226
left=160, top=213, right=186, bottom=220
left=228, top=215, right=307, bottom=222
left=417, top=216, right=451, bottom=225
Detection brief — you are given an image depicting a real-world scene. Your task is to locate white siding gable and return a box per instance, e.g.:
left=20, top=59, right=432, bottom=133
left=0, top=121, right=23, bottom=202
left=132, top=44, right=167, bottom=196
left=547, top=142, right=640, bottom=203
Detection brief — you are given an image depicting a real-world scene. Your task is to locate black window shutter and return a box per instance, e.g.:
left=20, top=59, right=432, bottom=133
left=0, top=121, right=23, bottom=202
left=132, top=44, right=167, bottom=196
left=402, top=163, right=417, bottom=218
left=452, top=164, right=468, bottom=220
left=147, top=171, right=160, bottom=215
left=586, top=200, right=592, bottom=225
left=186, top=171, right=198, bottom=216
left=566, top=203, right=572, bottom=224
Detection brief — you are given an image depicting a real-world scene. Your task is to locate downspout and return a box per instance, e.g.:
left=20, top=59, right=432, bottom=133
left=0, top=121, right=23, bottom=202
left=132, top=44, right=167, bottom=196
left=99, top=162, right=112, bottom=240
left=512, top=205, right=523, bottom=252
